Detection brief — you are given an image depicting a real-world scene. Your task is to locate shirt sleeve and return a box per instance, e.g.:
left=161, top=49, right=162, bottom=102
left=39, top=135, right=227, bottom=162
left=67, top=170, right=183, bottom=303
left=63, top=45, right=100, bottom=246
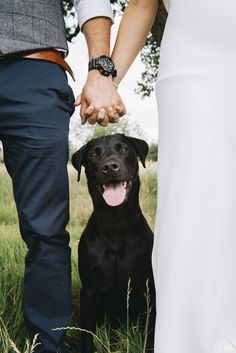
left=73, top=0, right=114, bottom=31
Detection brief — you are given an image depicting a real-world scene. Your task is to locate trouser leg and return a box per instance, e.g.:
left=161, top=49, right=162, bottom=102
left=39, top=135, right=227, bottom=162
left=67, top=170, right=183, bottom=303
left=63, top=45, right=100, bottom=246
left=0, top=59, right=75, bottom=353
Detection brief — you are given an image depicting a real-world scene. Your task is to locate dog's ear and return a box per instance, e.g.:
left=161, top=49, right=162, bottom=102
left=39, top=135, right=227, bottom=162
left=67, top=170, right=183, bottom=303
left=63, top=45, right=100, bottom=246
left=71, top=145, right=87, bottom=182
left=127, top=137, right=149, bottom=168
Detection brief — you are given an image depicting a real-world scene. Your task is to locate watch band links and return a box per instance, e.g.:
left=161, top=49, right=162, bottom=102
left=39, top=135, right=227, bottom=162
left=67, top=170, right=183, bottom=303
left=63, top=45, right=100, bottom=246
left=88, top=58, right=97, bottom=71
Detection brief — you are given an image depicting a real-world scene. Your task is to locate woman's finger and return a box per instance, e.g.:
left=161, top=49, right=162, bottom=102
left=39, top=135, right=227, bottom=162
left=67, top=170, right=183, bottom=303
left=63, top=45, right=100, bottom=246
left=98, top=112, right=109, bottom=127
left=116, top=104, right=127, bottom=117
left=108, top=107, right=120, bottom=123
left=97, top=108, right=106, bottom=124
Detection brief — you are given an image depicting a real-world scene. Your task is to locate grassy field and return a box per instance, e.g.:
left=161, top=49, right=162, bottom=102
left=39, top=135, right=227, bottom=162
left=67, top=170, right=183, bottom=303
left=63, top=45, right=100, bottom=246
left=0, top=162, right=157, bottom=353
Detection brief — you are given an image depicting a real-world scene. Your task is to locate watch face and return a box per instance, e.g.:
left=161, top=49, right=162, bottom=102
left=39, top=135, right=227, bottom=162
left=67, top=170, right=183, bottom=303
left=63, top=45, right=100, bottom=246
left=98, top=57, right=114, bottom=72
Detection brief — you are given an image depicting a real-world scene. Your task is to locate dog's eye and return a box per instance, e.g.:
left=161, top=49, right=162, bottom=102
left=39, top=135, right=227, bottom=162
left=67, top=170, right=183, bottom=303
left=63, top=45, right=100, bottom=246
left=120, top=147, right=128, bottom=153
left=90, top=152, right=97, bottom=158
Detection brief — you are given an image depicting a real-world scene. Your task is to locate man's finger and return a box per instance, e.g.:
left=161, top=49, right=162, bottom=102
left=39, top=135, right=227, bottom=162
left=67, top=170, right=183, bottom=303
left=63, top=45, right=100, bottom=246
left=82, top=105, right=95, bottom=125
left=87, top=110, right=98, bottom=125
left=74, top=94, right=81, bottom=106
left=85, top=105, right=95, bottom=117
left=80, top=102, right=90, bottom=125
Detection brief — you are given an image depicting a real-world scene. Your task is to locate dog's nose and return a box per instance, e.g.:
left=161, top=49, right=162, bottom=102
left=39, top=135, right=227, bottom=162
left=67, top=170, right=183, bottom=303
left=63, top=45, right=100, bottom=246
left=102, top=161, right=120, bottom=174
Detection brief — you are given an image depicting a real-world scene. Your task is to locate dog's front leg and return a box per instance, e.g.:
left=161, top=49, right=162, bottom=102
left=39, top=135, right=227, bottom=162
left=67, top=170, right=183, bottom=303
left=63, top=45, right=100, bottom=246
left=79, top=287, right=97, bottom=353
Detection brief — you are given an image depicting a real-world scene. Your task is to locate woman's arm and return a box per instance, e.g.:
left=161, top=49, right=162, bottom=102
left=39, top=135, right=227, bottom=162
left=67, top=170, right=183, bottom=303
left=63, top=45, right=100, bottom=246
left=112, top=0, right=158, bottom=85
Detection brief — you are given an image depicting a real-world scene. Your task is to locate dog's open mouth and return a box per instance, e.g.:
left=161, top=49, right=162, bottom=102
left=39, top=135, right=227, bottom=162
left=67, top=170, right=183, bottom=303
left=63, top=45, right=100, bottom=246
left=97, top=180, right=132, bottom=207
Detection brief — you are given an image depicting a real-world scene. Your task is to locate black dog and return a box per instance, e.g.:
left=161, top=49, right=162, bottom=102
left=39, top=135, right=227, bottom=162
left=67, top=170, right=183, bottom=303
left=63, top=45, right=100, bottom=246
left=72, top=133, right=155, bottom=353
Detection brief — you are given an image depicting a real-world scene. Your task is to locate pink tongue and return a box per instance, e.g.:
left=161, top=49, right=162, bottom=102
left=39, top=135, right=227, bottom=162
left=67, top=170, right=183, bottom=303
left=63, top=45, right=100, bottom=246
left=103, top=182, right=126, bottom=206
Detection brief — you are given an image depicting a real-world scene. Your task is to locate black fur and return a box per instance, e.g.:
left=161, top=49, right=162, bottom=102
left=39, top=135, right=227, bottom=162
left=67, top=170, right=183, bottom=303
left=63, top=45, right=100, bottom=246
left=72, top=134, right=155, bottom=353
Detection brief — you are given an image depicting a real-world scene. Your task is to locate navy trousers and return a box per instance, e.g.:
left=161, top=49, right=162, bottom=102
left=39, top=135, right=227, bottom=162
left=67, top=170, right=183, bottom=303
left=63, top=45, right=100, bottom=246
left=0, top=59, right=75, bottom=353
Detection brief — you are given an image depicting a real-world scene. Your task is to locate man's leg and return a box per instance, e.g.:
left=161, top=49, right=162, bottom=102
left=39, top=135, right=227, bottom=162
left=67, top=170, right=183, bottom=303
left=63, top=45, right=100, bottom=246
left=0, top=59, right=75, bottom=353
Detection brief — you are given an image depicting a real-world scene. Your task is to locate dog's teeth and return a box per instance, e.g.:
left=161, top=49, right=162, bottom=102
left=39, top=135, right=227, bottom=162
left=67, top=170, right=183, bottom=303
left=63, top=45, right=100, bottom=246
left=123, top=181, right=127, bottom=188
left=103, top=185, right=106, bottom=190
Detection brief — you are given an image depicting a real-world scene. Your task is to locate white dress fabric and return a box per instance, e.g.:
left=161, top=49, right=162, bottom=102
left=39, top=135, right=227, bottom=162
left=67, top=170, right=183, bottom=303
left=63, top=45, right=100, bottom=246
left=153, top=1, right=236, bottom=352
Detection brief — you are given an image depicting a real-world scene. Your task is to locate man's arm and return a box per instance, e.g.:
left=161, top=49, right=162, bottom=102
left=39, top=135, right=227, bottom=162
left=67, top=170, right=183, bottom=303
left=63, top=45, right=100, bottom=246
left=73, top=1, right=126, bottom=126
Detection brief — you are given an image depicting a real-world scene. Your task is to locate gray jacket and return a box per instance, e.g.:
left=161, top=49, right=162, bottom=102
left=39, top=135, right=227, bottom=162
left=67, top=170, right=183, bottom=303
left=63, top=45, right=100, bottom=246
left=0, top=0, right=68, bottom=56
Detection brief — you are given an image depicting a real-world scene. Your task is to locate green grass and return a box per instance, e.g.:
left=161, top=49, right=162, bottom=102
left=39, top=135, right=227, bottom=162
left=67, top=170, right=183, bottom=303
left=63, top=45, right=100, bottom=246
left=0, top=162, right=157, bottom=353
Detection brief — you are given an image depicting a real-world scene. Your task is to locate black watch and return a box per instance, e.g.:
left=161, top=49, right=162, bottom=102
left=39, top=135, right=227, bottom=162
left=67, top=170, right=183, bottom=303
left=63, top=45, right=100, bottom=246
left=88, top=55, right=117, bottom=78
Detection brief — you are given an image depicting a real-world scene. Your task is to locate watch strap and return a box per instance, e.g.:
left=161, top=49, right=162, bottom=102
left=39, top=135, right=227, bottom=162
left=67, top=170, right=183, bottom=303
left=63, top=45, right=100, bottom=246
left=88, top=58, right=98, bottom=71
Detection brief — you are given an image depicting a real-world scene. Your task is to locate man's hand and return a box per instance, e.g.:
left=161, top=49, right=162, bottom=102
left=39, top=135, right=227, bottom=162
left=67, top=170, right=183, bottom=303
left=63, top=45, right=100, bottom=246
left=75, top=70, right=126, bottom=127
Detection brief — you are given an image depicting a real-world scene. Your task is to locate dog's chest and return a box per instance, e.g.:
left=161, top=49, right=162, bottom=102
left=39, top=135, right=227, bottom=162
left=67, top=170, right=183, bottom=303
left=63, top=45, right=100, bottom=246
left=88, top=235, right=146, bottom=288
left=103, top=233, right=126, bottom=253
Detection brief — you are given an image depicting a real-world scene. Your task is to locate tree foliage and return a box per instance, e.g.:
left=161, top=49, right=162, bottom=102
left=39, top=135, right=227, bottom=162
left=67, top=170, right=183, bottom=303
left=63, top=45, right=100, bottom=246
left=147, top=143, right=158, bottom=161
left=62, top=0, right=168, bottom=98
left=86, top=117, right=145, bottom=142
left=69, top=116, right=146, bottom=151
left=62, top=0, right=79, bottom=41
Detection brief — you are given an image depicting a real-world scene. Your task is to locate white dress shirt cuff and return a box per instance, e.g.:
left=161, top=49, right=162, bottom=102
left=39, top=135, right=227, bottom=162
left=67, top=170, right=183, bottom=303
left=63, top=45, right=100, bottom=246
left=74, top=0, right=114, bottom=31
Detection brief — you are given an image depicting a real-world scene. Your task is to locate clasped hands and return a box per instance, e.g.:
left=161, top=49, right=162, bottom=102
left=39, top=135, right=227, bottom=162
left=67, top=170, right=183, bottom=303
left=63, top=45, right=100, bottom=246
left=75, top=70, right=126, bottom=127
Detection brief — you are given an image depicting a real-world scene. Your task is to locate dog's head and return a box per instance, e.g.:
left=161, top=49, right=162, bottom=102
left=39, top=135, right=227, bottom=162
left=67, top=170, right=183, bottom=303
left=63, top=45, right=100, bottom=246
left=72, top=134, right=149, bottom=207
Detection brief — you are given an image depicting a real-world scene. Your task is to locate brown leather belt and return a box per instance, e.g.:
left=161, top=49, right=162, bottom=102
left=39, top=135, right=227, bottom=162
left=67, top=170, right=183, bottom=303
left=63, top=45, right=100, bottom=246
left=0, top=50, right=75, bottom=80
left=22, top=50, right=75, bottom=81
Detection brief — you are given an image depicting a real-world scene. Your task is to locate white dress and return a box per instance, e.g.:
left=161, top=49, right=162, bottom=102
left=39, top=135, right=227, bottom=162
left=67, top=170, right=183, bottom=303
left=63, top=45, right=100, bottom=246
left=153, top=1, right=236, bottom=352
